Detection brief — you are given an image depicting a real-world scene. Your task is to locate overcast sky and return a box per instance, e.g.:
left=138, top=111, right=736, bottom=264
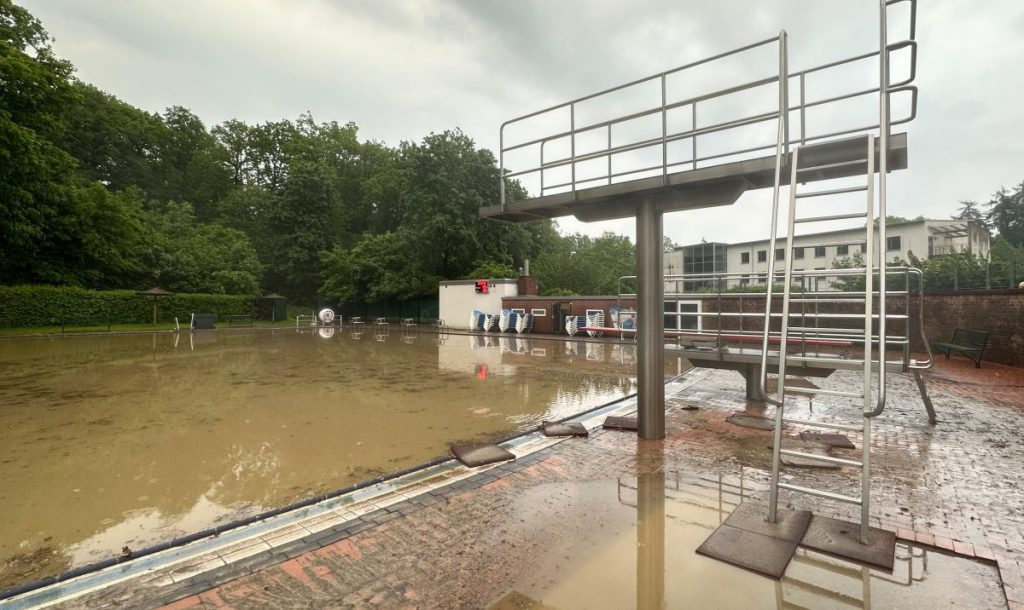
left=23, top=0, right=1024, bottom=246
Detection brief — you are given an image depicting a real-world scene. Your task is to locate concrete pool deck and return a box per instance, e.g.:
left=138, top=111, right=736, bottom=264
left=5, top=356, right=1024, bottom=608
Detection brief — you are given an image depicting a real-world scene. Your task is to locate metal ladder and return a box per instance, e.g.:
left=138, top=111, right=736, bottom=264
left=761, top=134, right=880, bottom=544
left=756, top=0, right=906, bottom=546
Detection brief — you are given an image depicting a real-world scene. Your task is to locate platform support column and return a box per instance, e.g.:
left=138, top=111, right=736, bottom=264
left=636, top=201, right=665, bottom=440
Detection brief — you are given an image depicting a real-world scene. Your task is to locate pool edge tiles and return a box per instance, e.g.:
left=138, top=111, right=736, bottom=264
left=0, top=370, right=706, bottom=610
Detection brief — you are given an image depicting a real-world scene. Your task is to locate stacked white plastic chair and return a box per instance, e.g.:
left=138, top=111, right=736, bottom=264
left=498, top=309, right=512, bottom=333
left=586, top=311, right=605, bottom=337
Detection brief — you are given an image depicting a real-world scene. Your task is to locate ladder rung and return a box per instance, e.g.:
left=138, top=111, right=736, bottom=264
left=780, top=449, right=863, bottom=468
left=794, top=211, right=868, bottom=224
left=795, top=186, right=869, bottom=199
left=784, top=386, right=862, bottom=399
left=796, top=159, right=867, bottom=175
left=783, top=418, right=862, bottom=432
left=785, top=312, right=908, bottom=320
left=777, top=482, right=862, bottom=505
left=788, top=298, right=866, bottom=304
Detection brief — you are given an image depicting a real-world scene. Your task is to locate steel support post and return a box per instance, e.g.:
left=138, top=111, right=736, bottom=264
left=636, top=201, right=665, bottom=440
left=636, top=465, right=666, bottom=610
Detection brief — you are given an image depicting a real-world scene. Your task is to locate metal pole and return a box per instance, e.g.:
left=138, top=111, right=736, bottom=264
left=637, top=200, right=665, bottom=440
left=636, top=464, right=665, bottom=610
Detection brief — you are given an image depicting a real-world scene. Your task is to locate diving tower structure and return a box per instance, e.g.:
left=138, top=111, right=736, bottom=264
left=481, top=1, right=919, bottom=448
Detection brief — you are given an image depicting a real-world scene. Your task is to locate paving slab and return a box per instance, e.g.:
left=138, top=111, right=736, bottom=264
left=602, top=416, right=638, bottom=431
left=541, top=422, right=589, bottom=437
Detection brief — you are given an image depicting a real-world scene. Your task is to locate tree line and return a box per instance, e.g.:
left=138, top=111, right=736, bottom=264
left=1, top=2, right=635, bottom=304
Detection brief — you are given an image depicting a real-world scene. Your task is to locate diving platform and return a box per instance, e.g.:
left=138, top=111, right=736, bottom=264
left=481, top=132, right=908, bottom=223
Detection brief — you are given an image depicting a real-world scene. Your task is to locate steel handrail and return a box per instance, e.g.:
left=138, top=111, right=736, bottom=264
left=499, top=5, right=918, bottom=208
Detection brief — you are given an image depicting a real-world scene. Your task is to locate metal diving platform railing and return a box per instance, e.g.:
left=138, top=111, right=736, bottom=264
left=483, top=0, right=917, bottom=222
left=617, top=267, right=932, bottom=375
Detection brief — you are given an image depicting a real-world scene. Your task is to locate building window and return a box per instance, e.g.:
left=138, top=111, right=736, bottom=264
left=887, top=236, right=901, bottom=251
left=775, top=248, right=785, bottom=261
left=741, top=252, right=750, bottom=264
left=511, top=308, right=526, bottom=315
left=793, top=247, right=805, bottom=259
left=814, top=246, right=826, bottom=258
left=530, top=308, right=546, bottom=317
left=859, top=243, right=867, bottom=253
left=837, top=245, right=849, bottom=255
left=757, top=250, right=767, bottom=262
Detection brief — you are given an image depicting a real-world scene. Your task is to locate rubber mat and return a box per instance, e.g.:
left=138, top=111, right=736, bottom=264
left=696, top=502, right=813, bottom=579
left=799, top=431, right=856, bottom=449
left=726, top=414, right=776, bottom=431
left=602, top=416, right=638, bottom=431
left=541, top=421, right=589, bottom=437
left=450, top=443, right=515, bottom=467
left=800, top=515, right=896, bottom=571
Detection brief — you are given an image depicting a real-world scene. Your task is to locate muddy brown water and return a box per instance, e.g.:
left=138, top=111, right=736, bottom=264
left=489, top=471, right=1004, bottom=609
left=0, top=330, right=670, bottom=589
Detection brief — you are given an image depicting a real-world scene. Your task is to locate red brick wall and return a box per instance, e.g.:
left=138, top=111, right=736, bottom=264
left=911, top=291, right=1024, bottom=367
left=503, top=291, right=1024, bottom=367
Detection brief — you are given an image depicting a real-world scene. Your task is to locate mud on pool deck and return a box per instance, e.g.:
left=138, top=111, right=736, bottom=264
left=6, top=363, right=1023, bottom=609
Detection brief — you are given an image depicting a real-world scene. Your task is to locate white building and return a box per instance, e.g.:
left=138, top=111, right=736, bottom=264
left=666, top=219, right=990, bottom=282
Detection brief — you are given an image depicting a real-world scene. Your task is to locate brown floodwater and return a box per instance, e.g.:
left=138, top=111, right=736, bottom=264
left=489, top=468, right=1005, bottom=609
left=0, top=329, right=665, bottom=589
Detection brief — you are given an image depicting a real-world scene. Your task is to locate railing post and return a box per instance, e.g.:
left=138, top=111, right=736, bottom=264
left=570, top=103, right=576, bottom=196
left=691, top=104, right=697, bottom=169
left=607, top=125, right=613, bottom=185
left=499, top=127, right=505, bottom=208
left=779, top=31, right=789, bottom=153
left=661, top=74, right=668, bottom=185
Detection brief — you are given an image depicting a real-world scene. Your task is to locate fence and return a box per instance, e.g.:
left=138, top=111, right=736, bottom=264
left=920, top=260, right=1023, bottom=292
left=330, top=298, right=440, bottom=323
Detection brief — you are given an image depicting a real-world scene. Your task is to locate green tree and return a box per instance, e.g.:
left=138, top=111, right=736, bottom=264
left=953, top=200, right=985, bottom=223
left=534, top=232, right=635, bottom=296
left=60, top=83, right=166, bottom=194
left=465, top=260, right=517, bottom=279
left=985, top=182, right=1024, bottom=247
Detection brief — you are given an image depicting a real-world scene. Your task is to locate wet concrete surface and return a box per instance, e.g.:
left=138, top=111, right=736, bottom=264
left=6, top=355, right=1023, bottom=608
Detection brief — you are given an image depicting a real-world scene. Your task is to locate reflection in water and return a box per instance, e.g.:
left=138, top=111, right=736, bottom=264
left=636, top=444, right=665, bottom=610
left=0, top=330, right=649, bottom=589
left=500, top=469, right=1001, bottom=608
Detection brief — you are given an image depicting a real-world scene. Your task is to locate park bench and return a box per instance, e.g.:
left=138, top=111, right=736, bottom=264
left=933, top=328, right=990, bottom=368
left=226, top=314, right=253, bottom=327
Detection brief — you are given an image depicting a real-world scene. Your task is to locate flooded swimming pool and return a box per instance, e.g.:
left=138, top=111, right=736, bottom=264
left=0, top=329, right=671, bottom=589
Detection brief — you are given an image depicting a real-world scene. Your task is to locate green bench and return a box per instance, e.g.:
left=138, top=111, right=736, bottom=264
left=225, top=314, right=253, bottom=327
left=933, top=328, right=990, bottom=368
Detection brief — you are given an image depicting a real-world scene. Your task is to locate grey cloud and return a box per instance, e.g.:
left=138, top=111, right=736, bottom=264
left=20, top=0, right=1024, bottom=246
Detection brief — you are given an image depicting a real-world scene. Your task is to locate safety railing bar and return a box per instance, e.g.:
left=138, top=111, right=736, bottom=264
left=517, top=110, right=783, bottom=181
left=499, top=34, right=782, bottom=135
left=507, top=84, right=915, bottom=185
left=503, top=73, right=783, bottom=156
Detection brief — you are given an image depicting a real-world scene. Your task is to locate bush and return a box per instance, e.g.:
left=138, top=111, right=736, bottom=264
left=0, top=285, right=257, bottom=327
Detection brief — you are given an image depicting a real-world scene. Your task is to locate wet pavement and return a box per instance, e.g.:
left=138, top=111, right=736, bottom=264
left=7, top=355, right=1024, bottom=609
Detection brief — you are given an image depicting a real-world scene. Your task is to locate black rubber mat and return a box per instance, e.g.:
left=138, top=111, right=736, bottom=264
left=602, top=416, right=638, bottom=431
left=799, top=431, right=856, bottom=449
left=723, top=502, right=814, bottom=543
left=726, top=414, right=777, bottom=431
left=696, top=502, right=813, bottom=580
left=450, top=443, right=515, bottom=467
left=800, top=515, right=896, bottom=571
left=541, top=421, right=589, bottom=437
left=696, top=523, right=800, bottom=580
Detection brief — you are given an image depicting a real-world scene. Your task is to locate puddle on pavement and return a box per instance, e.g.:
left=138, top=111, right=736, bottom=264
left=0, top=330, right=681, bottom=589
left=489, top=471, right=1005, bottom=609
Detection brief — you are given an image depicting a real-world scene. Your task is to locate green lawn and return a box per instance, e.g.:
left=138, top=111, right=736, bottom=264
left=0, top=319, right=300, bottom=337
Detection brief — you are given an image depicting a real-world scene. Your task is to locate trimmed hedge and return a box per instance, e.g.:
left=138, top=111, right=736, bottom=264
left=0, top=285, right=258, bottom=328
